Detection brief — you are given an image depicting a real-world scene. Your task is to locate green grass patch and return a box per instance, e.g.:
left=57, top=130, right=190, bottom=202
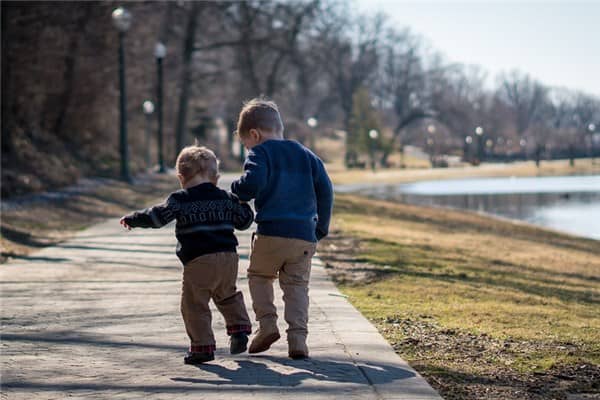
left=321, top=194, right=600, bottom=380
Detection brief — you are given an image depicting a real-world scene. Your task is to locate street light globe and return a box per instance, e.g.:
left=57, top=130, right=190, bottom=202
left=427, top=124, right=436, bottom=134
left=369, top=129, right=379, bottom=139
left=112, top=7, right=132, bottom=32
left=465, top=135, right=473, bottom=144
left=272, top=19, right=284, bottom=29
left=520, top=139, right=527, bottom=147
left=143, top=100, right=155, bottom=115
left=154, top=42, right=167, bottom=59
left=475, top=126, right=484, bottom=136
left=307, top=117, right=318, bottom=128
left=589, top=123, right=596, bottom=132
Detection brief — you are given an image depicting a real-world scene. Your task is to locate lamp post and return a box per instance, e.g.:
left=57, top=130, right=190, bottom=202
left=520, top=138, right=527, bottom=160
left=464, top=135, right=473, bottom=163
left=426, top=137, right=434, bottom=166
left=368, top=129, right=379, bottom=172
left=154, top=42, right=166, bottom=173
left=475, top=126, right=484, bottom=164
left=142, top=100, right=155, bottom=169
left=485, top=139, right=493, bottom=159
left=589, top=123, right=597, bottom=164
left=112, top=6, right=132, bottom=182
left=426, top=124, right=436, bottom=166
left=307, top=117, right=317, bottom=150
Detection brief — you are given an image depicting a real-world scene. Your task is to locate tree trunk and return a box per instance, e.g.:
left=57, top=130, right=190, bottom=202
left=54, top=6, right=92, bottom=137
left=174, top=3, right=200, bottom=158
left=1, top=5, right=13, bottom=154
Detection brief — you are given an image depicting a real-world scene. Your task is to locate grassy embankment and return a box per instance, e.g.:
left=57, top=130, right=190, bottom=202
left=1, top=173, right=179, bottom=262
left=319, top=164, right=600, bottom=398
left=328, top=158, right=600, bottom=185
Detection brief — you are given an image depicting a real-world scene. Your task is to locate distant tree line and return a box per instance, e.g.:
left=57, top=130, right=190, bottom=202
left=2, top=1, right=599, bottom=196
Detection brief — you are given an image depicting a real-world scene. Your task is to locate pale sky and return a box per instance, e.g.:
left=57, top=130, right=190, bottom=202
left=355, top=0, right=600, bottom=96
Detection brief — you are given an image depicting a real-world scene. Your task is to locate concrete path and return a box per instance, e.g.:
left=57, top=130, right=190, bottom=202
left=1, top=193, right=441, bottom=399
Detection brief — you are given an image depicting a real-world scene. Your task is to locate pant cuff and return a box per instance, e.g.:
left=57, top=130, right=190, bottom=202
left=190, top=344, right=216, bottom=353
left=227, top=324, right=252, bottom=335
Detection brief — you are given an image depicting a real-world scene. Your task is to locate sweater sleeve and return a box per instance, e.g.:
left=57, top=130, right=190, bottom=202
left=123, top=194, right=178, bottom=228
left=312, top=156, right=334, bottom=241
left=230, top=193, right=254, bottom=231
left=231, top=147, right=268, bottom=202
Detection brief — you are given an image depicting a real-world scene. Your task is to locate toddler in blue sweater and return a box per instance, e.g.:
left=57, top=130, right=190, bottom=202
left=231, top=98, right=334, bottom=359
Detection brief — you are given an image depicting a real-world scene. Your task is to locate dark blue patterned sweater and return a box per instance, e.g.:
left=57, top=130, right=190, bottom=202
left=231, top=139, right=333, bottom=242
left=123, top=183, right=253, bottom=264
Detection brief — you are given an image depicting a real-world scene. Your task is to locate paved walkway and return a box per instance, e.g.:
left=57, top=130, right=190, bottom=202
left=1, top=192, right=441, bottom=399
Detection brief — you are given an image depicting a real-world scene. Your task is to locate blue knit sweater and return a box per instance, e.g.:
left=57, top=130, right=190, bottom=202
left=231, top=139, right=334, bottom=243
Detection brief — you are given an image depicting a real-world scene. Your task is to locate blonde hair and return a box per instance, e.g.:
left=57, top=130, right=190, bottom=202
left=176, top=146, right=219, bottom=182
left=236, top=97, right=284, bottom=137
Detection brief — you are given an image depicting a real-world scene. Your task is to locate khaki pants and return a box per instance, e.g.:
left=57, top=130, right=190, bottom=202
left=181, top=252, right=251, bottom=352
left=248, top=234, right=317, bottom=351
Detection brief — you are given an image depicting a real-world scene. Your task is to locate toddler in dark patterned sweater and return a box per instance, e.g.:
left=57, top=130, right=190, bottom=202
left=120, top=146, right=253, bottom=364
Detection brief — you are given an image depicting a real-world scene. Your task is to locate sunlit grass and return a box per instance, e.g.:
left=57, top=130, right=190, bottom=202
left=327, top=158, right=600, bottom=185
left=327, top=194, right=600, bottom=374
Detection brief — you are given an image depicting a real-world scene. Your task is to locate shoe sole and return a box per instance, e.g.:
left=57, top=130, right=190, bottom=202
left=230, top=338, right=248, bottom=355
left=184, top=355, right=215, bottom=365
left=248, top=332, right=281, bottom=354
left=289, top=351, right=309, bottom=360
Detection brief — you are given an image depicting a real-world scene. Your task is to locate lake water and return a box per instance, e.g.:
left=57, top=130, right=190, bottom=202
left=336, top=175, right=600, bottom=240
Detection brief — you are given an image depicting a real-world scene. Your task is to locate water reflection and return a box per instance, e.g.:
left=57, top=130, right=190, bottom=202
left=337, top=175, right=600, bottom=240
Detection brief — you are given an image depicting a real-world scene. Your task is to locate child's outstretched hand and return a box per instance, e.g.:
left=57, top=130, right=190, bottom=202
left=120, top=217, right=132, bottom=231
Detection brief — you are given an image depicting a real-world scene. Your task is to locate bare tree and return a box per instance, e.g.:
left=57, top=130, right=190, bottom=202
left=174, top=2, right=202, bottom=157
left=374, top=29, right=438, bottom=164
left=571, top=93, right=600, bottom=161
left=497, top=71, right=549, bottom=165
left=312, top=12, right=385, bottom=163
left=498, top=72, right=548, bottom=135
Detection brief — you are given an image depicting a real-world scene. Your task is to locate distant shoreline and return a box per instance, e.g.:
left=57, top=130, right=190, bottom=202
left=328, top=158, right=600, bottom=186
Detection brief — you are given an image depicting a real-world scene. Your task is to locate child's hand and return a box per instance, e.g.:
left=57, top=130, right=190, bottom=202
left=120, top=217, right=132, bottom=231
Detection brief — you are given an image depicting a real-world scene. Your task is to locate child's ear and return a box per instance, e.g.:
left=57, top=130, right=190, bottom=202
left=249, top=129, right=260, bottom=142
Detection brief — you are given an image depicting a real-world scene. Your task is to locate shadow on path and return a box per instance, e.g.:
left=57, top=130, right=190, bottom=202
left=172, top=356, right=415, bottom=387
left=3, top=356, right=417, bottom=394
left=1, top=254, right=72, bottom=263
left=1, top=332, right=185, bottom=352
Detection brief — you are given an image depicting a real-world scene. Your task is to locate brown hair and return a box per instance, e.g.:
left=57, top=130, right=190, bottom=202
left=236, top=98, right=284, bottom=137
left=176, top=146, right=219, bottom=182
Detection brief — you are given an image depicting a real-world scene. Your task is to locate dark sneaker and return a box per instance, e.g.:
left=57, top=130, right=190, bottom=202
left=288, top=336, right=309, bottom=360
left=184, top=351, right=215, bottom=365
left=248, top=329, right=281, bottom=354
left=230, top=332, right=249, bottom=354
left=289, top=350, right=309, bottom=360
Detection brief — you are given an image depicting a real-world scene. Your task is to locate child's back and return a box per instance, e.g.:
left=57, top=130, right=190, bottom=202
left=232, top=138, right=331, bottom=243
left=169, top=183, right=252, bottom=263
left=231, top=98, right=333, bottom=359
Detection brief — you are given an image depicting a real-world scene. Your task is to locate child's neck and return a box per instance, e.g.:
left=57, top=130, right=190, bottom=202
left=182, top=175, right=214, bottom=189
left=259, top=131, right=284, bottom=144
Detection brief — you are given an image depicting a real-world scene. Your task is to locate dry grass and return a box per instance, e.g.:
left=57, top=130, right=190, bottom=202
left=319, top=194, right=600, bottom=398
left=327, top=159, right=600, bottom=185
left=1, top=173, right=179, bottom=262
